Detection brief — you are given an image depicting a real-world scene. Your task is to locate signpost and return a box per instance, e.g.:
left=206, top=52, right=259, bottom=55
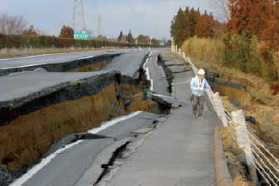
left=74, top=31, right=89, bottom=40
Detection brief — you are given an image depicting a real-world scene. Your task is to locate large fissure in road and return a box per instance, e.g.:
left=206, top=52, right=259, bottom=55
left=0, top=53, right=120, bottom=76
left=0, top=52, right=172, bottom=186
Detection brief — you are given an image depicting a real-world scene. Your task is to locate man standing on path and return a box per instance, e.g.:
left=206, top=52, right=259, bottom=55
left=190, top=69, right=210, bottom=119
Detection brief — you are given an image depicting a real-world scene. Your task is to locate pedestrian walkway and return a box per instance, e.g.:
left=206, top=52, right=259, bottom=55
left=104, top=51, right=218, bottom=186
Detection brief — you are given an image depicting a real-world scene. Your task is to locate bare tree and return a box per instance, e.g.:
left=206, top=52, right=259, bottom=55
left=0, top=14, right=28, bottom=35
left=211, top=0, right=230, bottom=22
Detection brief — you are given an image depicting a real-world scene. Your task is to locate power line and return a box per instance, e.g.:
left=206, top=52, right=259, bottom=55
left=97, top=12, right=102, bottom=36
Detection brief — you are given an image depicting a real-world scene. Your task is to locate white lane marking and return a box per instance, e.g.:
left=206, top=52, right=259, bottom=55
left=88, top=111, right=143, bottom=134
left=0, top=54, right=55, bottom=61
left=143, top=52, right=153, bottom=91
left=78, top=55, right=94, bottom=60
left=10, top=140, right=83, bottom=186
left=11, top=111, right=143, bottom=186
left=1, top=63, right=48, bottom=70
left=150, top=79, right=154, bottom=91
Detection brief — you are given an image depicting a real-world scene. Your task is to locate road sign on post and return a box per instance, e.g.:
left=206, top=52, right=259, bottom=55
left=159, top=42, right=165, bottom=46
left=74, top=31, right=89, bottom=40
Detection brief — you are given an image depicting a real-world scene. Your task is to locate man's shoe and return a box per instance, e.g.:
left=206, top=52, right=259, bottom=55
left=192, top=114, right=197, bottom=119
left=198, top=115, right=204, bottom=119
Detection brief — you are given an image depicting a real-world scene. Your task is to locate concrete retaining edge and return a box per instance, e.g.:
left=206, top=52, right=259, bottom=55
left=214, top=126, right=233, bottom=186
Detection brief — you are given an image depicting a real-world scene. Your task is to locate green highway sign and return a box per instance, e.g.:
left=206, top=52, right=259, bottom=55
left=74, top=31, right=89, bottom=40
left=159, top=42, right=165, bottom=46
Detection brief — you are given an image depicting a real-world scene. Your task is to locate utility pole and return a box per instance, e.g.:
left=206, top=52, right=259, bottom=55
left=73, top=0, right=86, bottom=31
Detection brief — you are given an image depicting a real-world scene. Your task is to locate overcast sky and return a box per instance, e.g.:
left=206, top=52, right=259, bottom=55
left=0, top=0, right=219, bottom=39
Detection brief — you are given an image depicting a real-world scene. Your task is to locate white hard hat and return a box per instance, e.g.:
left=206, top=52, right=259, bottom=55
left=198, top=69, right=205, bottom=75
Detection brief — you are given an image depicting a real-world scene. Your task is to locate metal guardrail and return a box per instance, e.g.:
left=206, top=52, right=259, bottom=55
left=172, top=46, right=279, bottom=185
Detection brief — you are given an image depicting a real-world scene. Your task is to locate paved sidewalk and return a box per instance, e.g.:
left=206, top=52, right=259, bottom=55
left=105, top=52, right=217, bottom=186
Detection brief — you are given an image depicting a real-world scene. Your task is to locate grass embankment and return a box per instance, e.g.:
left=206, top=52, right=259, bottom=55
left=220, top=128, right=251, bottom=186
left=0, top=82, right=157, bottom=169
left=182, top=36, right=279, bottom=183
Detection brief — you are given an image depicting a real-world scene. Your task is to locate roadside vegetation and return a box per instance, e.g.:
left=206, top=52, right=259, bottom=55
left=171, top=0, right=279, bottom=183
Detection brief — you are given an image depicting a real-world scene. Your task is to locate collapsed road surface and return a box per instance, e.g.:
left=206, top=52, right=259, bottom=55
left=4, top=49, right=218, bottom=186
left=13, top=112, right=162, bottom=186
left=0, top=50, right=124, bottom=70
left=0, top=49, right=155, bottom=125
left=0, top=49, right=141, bottom=76
left=92, top=50, right=218, bottom=186
left=104, top=50, right=149, bottom=78
left=0, top=48, right=171, bottom=186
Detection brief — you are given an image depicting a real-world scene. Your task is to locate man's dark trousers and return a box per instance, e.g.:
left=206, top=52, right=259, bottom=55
left=192, top=95, right=204, bottom=116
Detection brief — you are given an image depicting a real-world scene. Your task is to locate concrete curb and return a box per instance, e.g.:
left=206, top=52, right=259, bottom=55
left=214, top=126, right=233, bottom=186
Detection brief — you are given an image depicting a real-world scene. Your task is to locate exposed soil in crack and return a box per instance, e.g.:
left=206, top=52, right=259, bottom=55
left=94, top=141, right=130, bottom=185
left=0, top=54, right=172, bottom=186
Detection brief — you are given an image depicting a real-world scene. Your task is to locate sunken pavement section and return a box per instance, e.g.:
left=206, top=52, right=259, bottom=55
left=0, top=49, right=175, bottom=186
left=1, top=49, right=218, bottom=186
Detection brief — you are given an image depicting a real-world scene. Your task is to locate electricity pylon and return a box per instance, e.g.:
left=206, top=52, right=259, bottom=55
left=73, top=0, right=86, bottom=31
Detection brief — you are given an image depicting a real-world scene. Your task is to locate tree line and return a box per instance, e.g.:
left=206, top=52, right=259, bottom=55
left=171, top=1, right=279, bottom=82
left=171, top=7, right=222, bottom=47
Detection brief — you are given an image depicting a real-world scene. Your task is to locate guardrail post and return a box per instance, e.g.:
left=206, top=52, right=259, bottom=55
left=231, top=110, right=258, bottom=184
left=178, top=48, right=182, bottom=55
left=213, top=92, right=228, bottom=127
left=205, top=89, right=215, bottom=108
left=182, top=52, right=186, bottom=60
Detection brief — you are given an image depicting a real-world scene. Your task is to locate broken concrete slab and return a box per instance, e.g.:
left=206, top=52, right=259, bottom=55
left=97, top=112, right=160, bottom=140
left=20, top=138, right=115, bottom=186
left=12, top=111, right=161, bottom=186
left=167, top=65, right=188, bottom=73
left=0, top=70, right=123, bottom=125
left=104, top=50, right=149, bottom=78
left=0, top=52, right=123, bottom=76
left=101, top=50, right=216, bottom=186
left=152, top=94, right=182, bottom=108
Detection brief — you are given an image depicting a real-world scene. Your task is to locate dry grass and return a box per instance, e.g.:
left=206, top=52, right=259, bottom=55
left=0, top=83, right=120, bottom=169
left=221, top=96, right=240, bottom=112
left=220, top=128, right=252, bottom=185
left=182, top=36, right=223, bottom=66
left=182, top=37, right=279, bottom=158
left=70, top=60, right=110, bottom=72
left=0, top=82, right=159, bottom=169
left=182, top=37, right=272, bottom=96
